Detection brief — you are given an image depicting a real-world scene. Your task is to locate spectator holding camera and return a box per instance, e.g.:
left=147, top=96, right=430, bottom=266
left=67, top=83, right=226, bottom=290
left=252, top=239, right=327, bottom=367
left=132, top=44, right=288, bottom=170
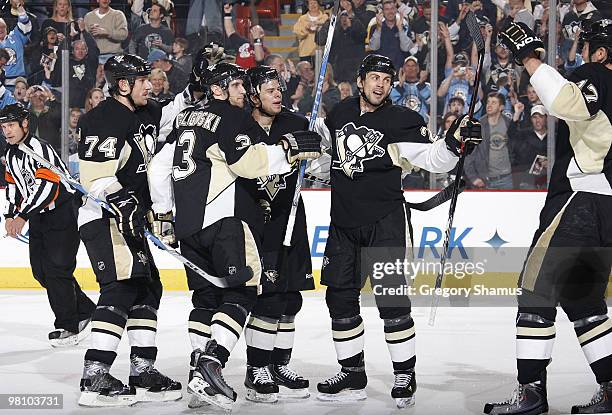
left=131, top=0, right=175, bottom=59
left=25, top=84, right=62, bottom=153
left=368, top=0, right=413, bottom=70
left=316, top=1, right=366, bottom=83
left=223, top=3, right=269, bottom=68
left=0, top=1, right=31, bottom=91
left=390, top=56, right=431, bottom=121
left=294, top=0, right=329, bottom=64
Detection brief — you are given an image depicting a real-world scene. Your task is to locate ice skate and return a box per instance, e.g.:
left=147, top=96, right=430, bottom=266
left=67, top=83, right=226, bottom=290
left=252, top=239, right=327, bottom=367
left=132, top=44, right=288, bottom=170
left=78, top=360, right=136, bottom=407
left=187, top=341, right=237, bottom=412
left=317, top=367, right=367, bottom=402
left=128, top=355, right=182, bottom=402
left=245, top=365, right=278, bottom=403
left=483, top=381, right=548, bottom=415
left=571, top=381, right=612, bottom=414
left=49, top=317, right=91, bottom=348
left=270, top=364, right=310, bottom=399
left=392, top=369, right=416, bottom=409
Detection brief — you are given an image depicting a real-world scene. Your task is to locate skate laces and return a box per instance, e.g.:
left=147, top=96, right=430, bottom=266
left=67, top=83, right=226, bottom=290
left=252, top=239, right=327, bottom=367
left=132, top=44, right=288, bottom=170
left=575, top=384, right=605, bottom=408
left=394, top=372, right=413, bottom=389
left=494, top=384, right=526, bottom=407
left=253, top=366, right=274, bottom=385
left=277, top=365, right=301, bottom=381
left=324, top=370, right=348, bottom=385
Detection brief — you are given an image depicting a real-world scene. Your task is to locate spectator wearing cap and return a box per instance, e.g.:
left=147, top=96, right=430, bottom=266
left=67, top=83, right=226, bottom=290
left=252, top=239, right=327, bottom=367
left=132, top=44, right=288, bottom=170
left=84, top=0, right=128, bottom=70
left=390, top=56, right=431, bottom=121
left=438, top=44, right=480, bottom=115
left=130, top=0, right=175, bottom=60
left=223, top=3, right=269, bottom=68
left=171, top=37, right=192, bottom=75
left=316, top=5, right=366, bottom=83
left=368, top=0, right=413, bottom=70
left=465, top=92, right=520, bottom=190
left=0, top=2, right=31, bottom=91
left=12, top=76, right=27, bottom=105
left=148, top=49, right=188, bottom=95
left=514, top=104, right=548, bottom=189
left=294, top=0, right=329, bottom=64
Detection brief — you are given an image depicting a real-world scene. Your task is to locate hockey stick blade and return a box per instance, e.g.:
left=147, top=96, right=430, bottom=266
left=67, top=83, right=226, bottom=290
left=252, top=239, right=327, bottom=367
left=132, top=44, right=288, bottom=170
left=405, top=179, right=465, bottom=211
left=465, top=11, right=485, bottom=53
left=283, top=0, right=341, bottom=247
left=17, top=143, right=233, bottom=288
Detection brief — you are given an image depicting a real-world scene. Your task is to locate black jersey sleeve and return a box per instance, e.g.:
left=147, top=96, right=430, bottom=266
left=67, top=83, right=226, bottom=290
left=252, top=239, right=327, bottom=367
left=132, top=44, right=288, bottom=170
left=567, top=63, right=607, bottom=117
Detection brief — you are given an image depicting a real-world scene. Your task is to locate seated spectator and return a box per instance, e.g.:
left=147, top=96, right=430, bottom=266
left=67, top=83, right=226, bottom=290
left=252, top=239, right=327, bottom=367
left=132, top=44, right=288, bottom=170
left=27, top=84, right=61, bottom=153
left=293, top=0, right=329, bottom=64
left=338, top=80, right=353, bottom=101
left=464, top=92, right=519, bottom=190
left=264, top=54, right=300, bottom=108
left=84, top=87, right=104, bottom=112
left=317, top=7, right=366, bottom=83
left=13, top=76, right=27, bottom=105
left=390, top=56, right=431, bottom=121
left=0, top=2, right=32, bottom=91
left=131, top=0, right=174, bottom=59
left=171, top=37, right=192, bottom=74
left=149, top=68, right=173, bottom=101
left=298, top=63, right=340, bottom=115
left=148, top=49, right=188, bottom=95
left=367, top=0, right=413, bottom=70
left=223, top=3, right=269, bottom=68
left=84, top=0, right=128, bottom=72
left=291, top=60, right=315, bottom=110
left=514, top=104, right=548, bottom=189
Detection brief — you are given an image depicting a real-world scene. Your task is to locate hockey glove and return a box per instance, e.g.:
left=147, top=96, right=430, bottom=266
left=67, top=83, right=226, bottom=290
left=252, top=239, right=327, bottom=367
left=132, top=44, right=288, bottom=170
left=146, top=210, right=177, bottom=248
left=445, top=115, right=482, bottom=157
left=499, top=21, right=546, bottom=66
left=106, top=188, right=146, bottom=239
left=279, top=130, right=323, bottom=164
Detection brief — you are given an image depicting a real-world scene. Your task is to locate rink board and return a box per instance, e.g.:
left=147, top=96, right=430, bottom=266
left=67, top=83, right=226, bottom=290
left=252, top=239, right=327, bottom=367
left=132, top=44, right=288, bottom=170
left=1, top=190, right=610, bottom=292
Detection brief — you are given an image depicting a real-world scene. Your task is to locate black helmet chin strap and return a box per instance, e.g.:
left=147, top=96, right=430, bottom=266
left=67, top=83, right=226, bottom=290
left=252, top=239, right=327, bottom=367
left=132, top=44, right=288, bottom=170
left=358, top=75, right=387, bottom=110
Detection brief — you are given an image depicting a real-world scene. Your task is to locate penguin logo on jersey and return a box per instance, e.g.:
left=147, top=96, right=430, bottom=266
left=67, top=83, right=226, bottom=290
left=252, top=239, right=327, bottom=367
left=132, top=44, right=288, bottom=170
left=257, top=172, right=292, bottom=200
left=333, top=122, right=385, bottom=178
left=134, top=124, right=157, bottom=172
left=4, top=47, right=16, bottom=66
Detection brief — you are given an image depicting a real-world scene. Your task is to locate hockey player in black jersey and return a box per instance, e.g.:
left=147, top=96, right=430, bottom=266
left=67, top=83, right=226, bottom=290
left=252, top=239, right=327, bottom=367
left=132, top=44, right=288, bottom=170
left=147, top=62, right=322, bottom=411
left=310, top=54, right=482, bottom=408
left=483, top=19, right=612, bottom=415
left=1, top=103, right=96, bottom=348
left=241, top=66, right=314, bottom=403
left=76, top=54, right=181, bottom=407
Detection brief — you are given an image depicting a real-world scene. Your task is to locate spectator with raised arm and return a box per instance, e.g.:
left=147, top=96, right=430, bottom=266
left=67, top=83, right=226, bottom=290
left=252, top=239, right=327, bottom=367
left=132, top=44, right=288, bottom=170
left=223, top=3, right=268, bottom=68
left=0, top=1, right=31, bottom=91
left=26, top=84, right=61, bottom=153
left=130, top=0, right=175, bottom=59
left=390, top=56, right=431, bottom=122
left=367, top=0, right=413, bottom=70
left=293, top=0, right=329, bottom=64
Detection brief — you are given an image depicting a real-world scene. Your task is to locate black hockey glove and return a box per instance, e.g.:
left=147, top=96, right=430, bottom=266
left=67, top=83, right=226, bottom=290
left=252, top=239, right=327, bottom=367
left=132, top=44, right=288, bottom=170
left=279, top=130, right=323, bottom=164
left=499, top=21, right=546, bottom=66
left=146, top=210, right=177, bottom=248
left=445, top=115, right=482, bottom=157
left=106, top=188, right=146, bottom=239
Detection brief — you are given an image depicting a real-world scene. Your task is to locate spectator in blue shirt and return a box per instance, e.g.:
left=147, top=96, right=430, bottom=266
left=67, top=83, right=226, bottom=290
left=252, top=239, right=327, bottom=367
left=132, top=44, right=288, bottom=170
left=0, top=2, right=31, bottom=91
left=390, top=56, right=431, bottom=121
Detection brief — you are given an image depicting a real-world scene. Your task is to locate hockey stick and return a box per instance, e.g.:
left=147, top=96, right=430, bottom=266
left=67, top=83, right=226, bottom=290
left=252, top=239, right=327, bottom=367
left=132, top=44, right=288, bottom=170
left=283, top=0, right=340, bottom=247
left=428, top=11, right=485, bottom=326
left=405, top=179, right=466, bottom=211
left=3, top=233, right=29, bottom=244
left=17, top=143, right=238, bottom=288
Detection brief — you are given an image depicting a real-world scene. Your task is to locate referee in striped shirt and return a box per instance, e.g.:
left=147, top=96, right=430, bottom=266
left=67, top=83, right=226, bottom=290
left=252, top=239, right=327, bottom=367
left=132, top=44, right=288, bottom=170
left=1, top=103, right=95, bottom=347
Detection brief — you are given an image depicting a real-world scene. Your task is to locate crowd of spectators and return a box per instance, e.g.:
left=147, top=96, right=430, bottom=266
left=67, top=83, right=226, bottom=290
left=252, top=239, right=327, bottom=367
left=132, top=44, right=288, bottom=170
left=0, top=0, right=610, bottom=190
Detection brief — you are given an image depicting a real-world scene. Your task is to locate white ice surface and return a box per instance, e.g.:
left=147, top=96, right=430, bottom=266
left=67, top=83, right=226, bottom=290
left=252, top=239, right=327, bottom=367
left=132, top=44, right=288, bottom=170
left=0, top=291, right=607, bottom=415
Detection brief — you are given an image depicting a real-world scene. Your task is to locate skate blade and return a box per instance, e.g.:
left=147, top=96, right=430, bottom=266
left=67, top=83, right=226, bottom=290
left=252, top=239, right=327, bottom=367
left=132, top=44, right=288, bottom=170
left=134, top=387, right=182, bottom=402
left=78, top=391, right=137, bottom=407
left=395, top=396, right=415, bottom=409
left=317, top=389, right=367, bottom=402
left=278, top=386, right=310, bottom=400
left=49, top=329, right=90, bottom=348
left=188, top=377, right=233, bottom=412
left=245, top=388, right=278, bottom=403
left=188, top=394, right=211, bottom=409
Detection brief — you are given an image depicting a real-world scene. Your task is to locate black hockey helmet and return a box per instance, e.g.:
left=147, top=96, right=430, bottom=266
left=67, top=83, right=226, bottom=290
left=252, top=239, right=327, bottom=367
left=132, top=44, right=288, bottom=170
left=0, top=103, right=29, bottom=125
left=358, top=54, right=397, bottom=80
left=104, top=54, right=152, bottom=95
left=190, top=43, right=226, bottom=92
left=246, top=65, right=286, bottom=96
left=580, top=19, right=612, bottom=62
left=203, top=62, right=246, bottom=94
